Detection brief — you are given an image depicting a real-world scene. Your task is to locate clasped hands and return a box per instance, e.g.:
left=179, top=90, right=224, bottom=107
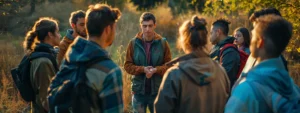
left=143, top=66, right=157, bottom=78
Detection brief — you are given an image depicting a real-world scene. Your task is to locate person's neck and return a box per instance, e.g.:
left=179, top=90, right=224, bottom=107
left=42, top=40, right=54, bottom=47
left=219, top=35, right=227, bottom=41
left=255, top=55, right=271, bottom=64
left=143, top=34, right=154, bottom=42
left=88, top=36, right=107, bottom=49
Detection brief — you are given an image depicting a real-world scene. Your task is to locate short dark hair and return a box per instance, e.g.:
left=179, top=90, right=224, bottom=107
left=69, top=10, right=85, bottom=26
left=254, top=15, right=292, bottom=57
left=249, top=8, right=281, bottom=22
left=212, top=18, right=231, bottom=35
left=234, top=27, right=251, bottom=48
left=140, top=12, right=156, bottom=24
left=86, top=4, right=121, bottom=37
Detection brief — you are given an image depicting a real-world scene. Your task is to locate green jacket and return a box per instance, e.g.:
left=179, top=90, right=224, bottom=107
left=124, top=32, right=172, bottom=95
left=210, top=36, right=240, bottom=87
left=30, top=43, right=58, bottom=113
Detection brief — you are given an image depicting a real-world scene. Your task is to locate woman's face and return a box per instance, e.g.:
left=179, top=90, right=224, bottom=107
left=234, top=31, right=244, bottom=46
left=49, top=25, right=61, bottom=46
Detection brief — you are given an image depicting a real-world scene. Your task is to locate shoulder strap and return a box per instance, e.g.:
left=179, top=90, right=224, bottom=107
left=29, top=52, right=59, bottom=72
left=219, top=43, right=238, bottom=58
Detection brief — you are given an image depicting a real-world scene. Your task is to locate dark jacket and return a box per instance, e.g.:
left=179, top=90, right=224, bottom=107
left=124, top=32, right=172, bottom=95
left=210, top=36, right=240, bottom=87
left=155, top=50, right=230, bottom=113
left=50, top=37, right=123, bottom=113
left=30, top=43, right=58, bottom=113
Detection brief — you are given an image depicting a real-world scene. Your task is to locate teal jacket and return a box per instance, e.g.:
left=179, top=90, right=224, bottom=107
left=210, top=36, right=240, bottom=87
left=225, top=57, right=300, bottom=113
left=124, top=32, right=172, bottom=95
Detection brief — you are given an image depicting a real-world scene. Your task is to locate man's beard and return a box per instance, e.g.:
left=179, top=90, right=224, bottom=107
left=75, top=27, right=86, bottom=37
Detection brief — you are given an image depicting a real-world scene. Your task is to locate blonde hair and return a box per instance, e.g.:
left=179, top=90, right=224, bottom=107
left=177, top=15, right=208, bottom=53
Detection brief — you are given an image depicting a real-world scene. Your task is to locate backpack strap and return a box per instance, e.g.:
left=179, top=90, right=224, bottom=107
left=219, top=43, right=238, bottom=62
left=220, top=43, right=238, bottom=55
left=29, top=52, right=59, bottom=72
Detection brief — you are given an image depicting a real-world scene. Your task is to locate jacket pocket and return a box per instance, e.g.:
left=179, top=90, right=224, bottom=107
left=131, top=75, right=144, bottom=94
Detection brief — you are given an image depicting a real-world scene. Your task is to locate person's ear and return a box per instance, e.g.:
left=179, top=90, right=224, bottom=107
left=71, top=23, right=76, bottom=29
left=103, top=25, right=111, bottom=36
left=258, top=36, right=264, bottom=48
left=48, top=32, right=54, bottom=38
left=216, top=29, right=221, bottom=37
left=140, top=23, right=143, bottom=30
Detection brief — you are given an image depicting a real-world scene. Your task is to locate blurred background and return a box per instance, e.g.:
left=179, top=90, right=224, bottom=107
left=0, top=0, right=299, bottom=112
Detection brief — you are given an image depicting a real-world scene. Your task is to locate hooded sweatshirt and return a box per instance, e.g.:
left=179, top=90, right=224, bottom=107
left=225, top=57, right=300, bottom=113
left=30, top=43, right=58, bottom=113
left=154, top=50, right=230, bottom=113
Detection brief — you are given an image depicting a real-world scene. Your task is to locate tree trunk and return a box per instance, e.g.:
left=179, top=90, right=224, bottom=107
left=29, top=0, right=35, bottom=15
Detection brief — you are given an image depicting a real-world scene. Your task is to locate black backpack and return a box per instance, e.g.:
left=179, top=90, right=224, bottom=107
left=11, top=52, right=58, bottom=102
left=48, top=56, right=110, bottom=113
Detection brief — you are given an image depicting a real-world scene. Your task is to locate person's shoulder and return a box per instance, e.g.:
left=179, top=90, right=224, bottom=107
left=87, top=60, right=121, bottom=75
left=223, top=46, right=238, bottom=54
left=232, top=81, right=256, bottom=98
left=85, top=60, right=122, bottom=91
left=32, top=57, right=52, bottom=65
left=164, top=64, right=184, bottom=80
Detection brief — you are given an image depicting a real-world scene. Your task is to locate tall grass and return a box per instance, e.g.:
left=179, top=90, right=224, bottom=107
left=0, top=35, right=28, bottom=113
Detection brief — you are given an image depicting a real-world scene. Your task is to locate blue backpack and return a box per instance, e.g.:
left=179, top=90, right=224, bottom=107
left=48, top=56, right=110, bottom=113
left=11, top=52, right=58, bottom=102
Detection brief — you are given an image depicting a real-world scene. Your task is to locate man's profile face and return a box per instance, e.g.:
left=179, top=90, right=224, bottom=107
left=73, top=18, right=86, bottom=37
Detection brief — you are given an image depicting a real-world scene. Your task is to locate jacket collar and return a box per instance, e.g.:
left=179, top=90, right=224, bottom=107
left=215, top=36, right=235, bottom=47
left=135, top=32, right=162, bottom=41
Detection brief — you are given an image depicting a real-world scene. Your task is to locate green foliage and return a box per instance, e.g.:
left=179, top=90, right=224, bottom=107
left=130, top=0, right=165, bottom=10
left=168, top=0, right=205, bottom=15
left=83, top=0, right=125, bottom=9
left=204, top=0, right=300, bottom=60
left=0, top=0, right=28, bottom=16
